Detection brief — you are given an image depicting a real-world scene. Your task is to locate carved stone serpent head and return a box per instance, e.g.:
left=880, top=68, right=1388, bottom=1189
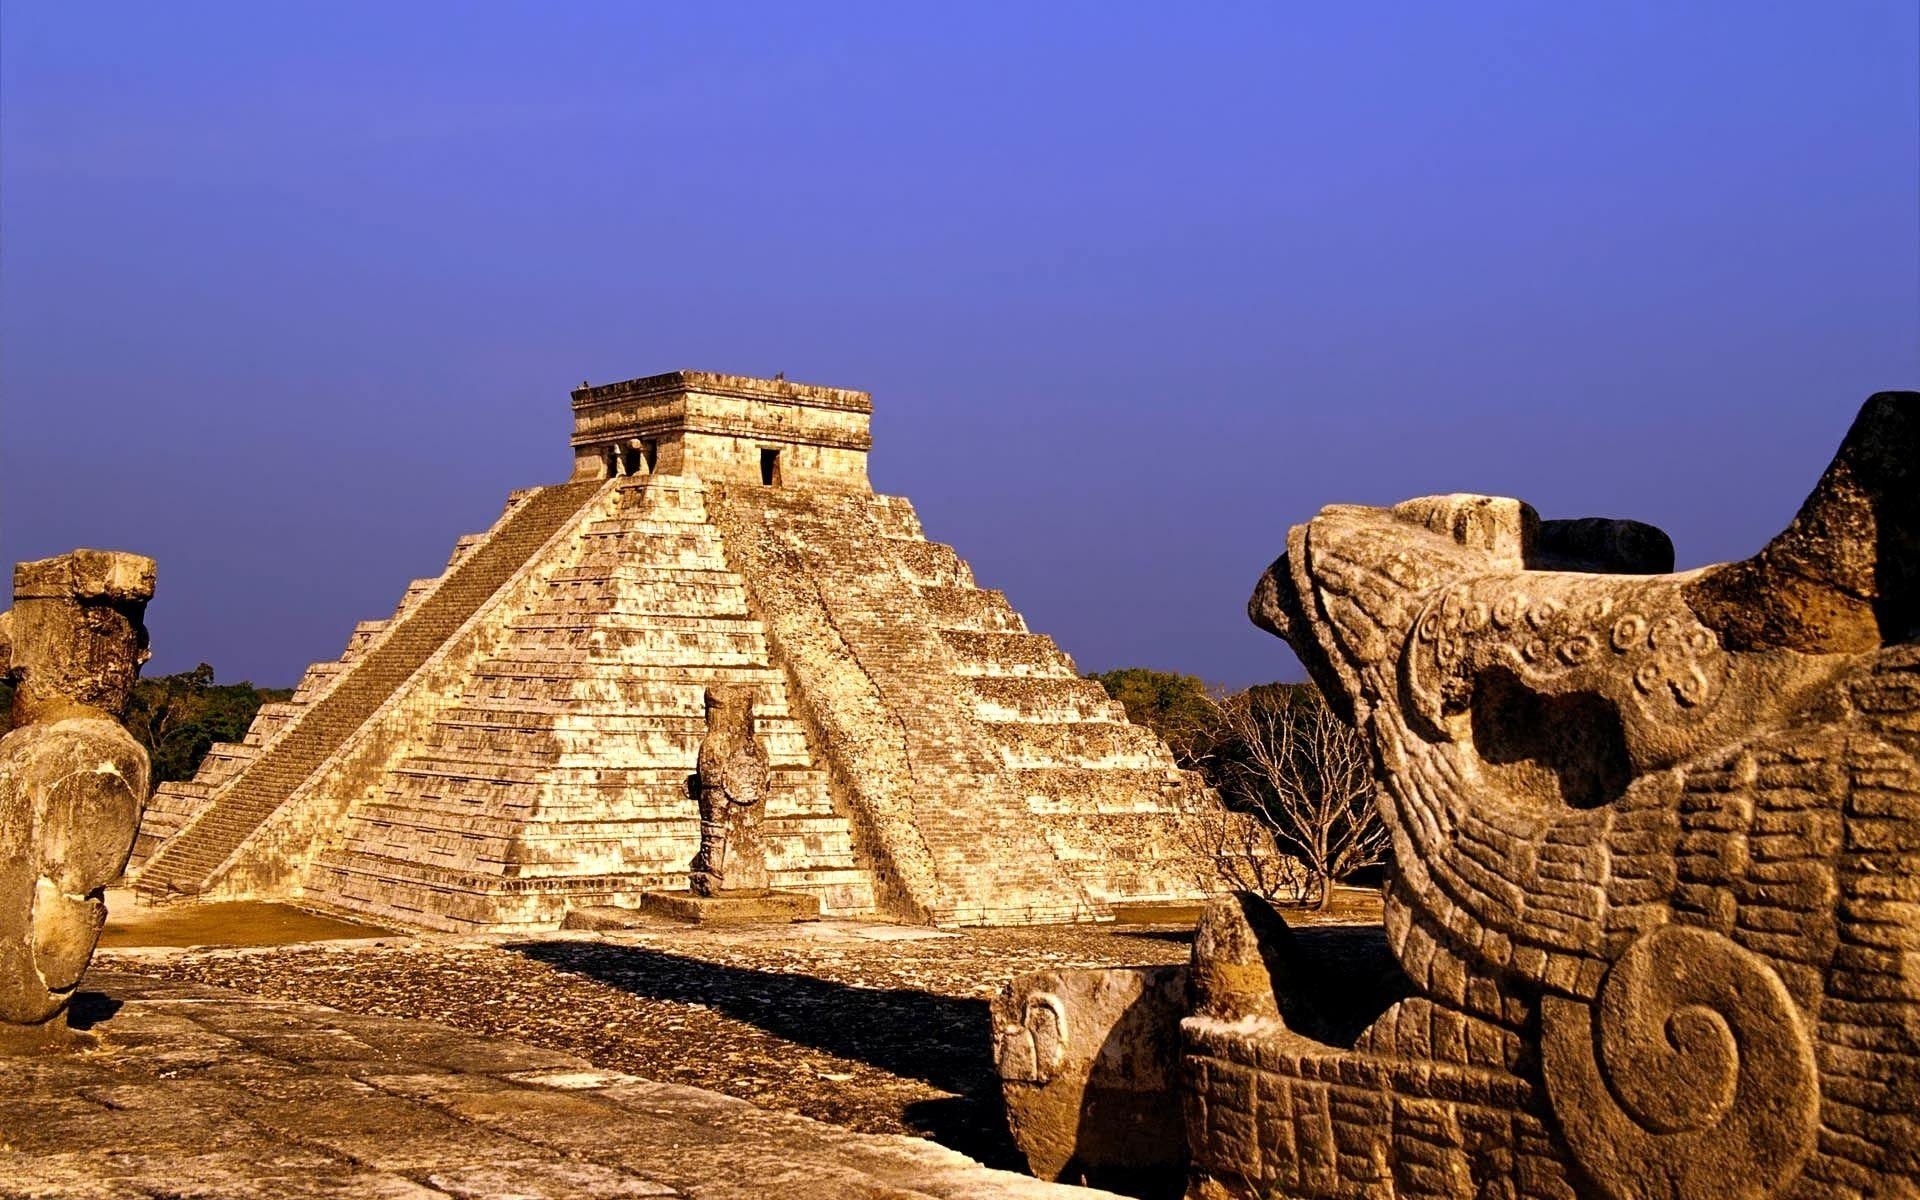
left=1246, top=394, right=1918, bottom=1198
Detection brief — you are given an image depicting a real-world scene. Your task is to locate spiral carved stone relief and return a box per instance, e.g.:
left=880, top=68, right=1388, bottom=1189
left=1542, top=925, right=1819, bottom=1200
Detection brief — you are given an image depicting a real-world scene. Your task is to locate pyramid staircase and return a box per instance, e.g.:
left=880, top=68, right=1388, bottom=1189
left=867, top=497, right=1220, bottom=905
left=712, top=486, right=1217, bottom=924
left=131, top=537, right=495, bottom=869
left=132, top=481, right=604, bottom=897
left=296, top=475, right=876, bottom=930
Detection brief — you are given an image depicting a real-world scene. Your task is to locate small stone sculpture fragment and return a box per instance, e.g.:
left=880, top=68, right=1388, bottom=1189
left=687, top=685, right=771, bottom=896
left=1, top=550, right=155, bottom=1048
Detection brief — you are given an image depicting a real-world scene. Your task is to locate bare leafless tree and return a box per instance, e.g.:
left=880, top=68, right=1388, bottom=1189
left=1174, top=783, right=1309, bottom=904
left=1209, top=686, right=1387, bottom=910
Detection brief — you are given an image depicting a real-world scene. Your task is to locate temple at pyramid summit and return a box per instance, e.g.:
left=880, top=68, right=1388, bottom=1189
left=130, top=371, right=1233, bottom=931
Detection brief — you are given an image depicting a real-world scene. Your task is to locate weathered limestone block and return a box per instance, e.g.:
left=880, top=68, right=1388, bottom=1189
left=0, top=550, right=154, bottom=1047
left=994, top=897, right=1408, bottom=1197
left=689, top=684, right=773, bottom=895
left=1207, top=392, right=1918, bottom=1198
left=993, top=964, right=1188, bottom=1193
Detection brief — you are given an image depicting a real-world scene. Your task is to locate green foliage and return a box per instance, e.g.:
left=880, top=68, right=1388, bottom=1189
left=1089, top=667, right=1222, bottom=769
left=122, top=663, right=291, bottom=790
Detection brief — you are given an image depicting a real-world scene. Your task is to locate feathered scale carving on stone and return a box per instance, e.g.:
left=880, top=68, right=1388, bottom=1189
left=1212, top=392, right=1918, bottom=1199
left=992, top=393, right=1919, bottom=1199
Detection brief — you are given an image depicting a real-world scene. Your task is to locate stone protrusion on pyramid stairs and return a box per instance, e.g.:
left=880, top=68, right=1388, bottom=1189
left=131, top=480, right=606, bottom=896
left=132, top=370, right=1246, bottom=930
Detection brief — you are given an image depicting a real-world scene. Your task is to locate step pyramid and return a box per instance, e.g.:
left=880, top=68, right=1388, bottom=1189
left=132, top=371, right=1234, bottom=930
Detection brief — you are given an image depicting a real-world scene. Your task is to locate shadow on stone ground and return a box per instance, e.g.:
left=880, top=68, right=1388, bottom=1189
left=66, top=991, right=123, bottom=1029
left=510, top=939, right=1025, bottom=1170
left=1110, top=928, right=1195, bottom=946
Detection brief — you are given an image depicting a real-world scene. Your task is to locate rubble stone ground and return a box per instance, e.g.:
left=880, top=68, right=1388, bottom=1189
left=91, top=891, right=1381, bottom=1176
left=2, top=970, right=1118, bottom=1200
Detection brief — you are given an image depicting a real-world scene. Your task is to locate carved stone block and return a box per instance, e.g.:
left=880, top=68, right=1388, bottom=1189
left=993, top=965, right=1188, bottom=1192
left=1222, top=392, right=1919, bottom=1198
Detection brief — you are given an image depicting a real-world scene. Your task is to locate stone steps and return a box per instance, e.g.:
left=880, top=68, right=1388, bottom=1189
left=196, top=742, right=258, bottom=786
left=413, top=727, right=813, bottom=763
left=445, top=532, right=485, bottom=567
left=134, top=480, right=606, bottom=897
left=303, top=852, right=875, bottom=932
left=333, top=813, right=860, bottom=875
left=938, top=629, right=1081, bottom=678
left=468, top=660, right=785, bottom=685
left=489, top=627, right=771, bottom=662
left=387, top=758, right=829, bottom=791
left=919, top=585, right=1028, bottom=632
left=890, top=539, right=975, bottom=588
left=727, top=488, right=1102, bottom=924
left=241, top=702, right=303, bottom=745
left=866, top=520, right=1221, bottom=912
left=966, top=675, right=1131, bottom=724
left=298, top=474, right=881, bottom=928
left=1012, top=765, right=1188, bottom=801
left=428, top=703, right=809, bottom=732
left=537, top=583, right=752, bottom=618
left=982, top=719, right=1174, bottom=770
left=506, top=613, right=770, bottom=637
left=341, top=620, right=390, bottom=662
left=291, top=661, right=343, bottom=702
left=582, top=517, right=726, bottom=541
left=340, top=793, right=851, bottom=835
left=128, top=781, right=213, bottom=865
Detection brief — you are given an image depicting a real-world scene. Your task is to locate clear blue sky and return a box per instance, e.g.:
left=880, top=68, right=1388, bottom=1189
left=4, top=2, right=1915, bottom=689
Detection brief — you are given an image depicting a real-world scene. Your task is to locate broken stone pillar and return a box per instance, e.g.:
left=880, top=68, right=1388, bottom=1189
left=0, top=550, right=155, bottom=1050
left=992, top=964, right=1188, bottom=1195
left=688, top=684, right=773, bottom=896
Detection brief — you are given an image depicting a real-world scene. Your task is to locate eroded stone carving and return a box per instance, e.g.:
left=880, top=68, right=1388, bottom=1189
left=1200, top=391, right=1917, bottom=1198
left=688, top=684, right=772, bottom=896
left=994, top=394, right=1917, bottom=1199
left=992, top=965, right=1189, bottom=1192
left=1, top=550, right=155, bottom=1048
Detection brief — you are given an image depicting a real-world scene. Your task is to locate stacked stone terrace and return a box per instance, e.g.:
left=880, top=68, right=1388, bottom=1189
left=133, top=371, right=1227, bottom=930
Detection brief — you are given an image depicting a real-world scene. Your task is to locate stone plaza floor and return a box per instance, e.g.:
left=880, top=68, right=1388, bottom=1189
left=2, top=970, right=1116, bottom=1200
left=7, top=892, right=1385, bottom=1197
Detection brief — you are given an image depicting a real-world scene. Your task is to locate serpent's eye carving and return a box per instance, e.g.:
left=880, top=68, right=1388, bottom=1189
left=1465, top=667, right=1632, bottom=811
